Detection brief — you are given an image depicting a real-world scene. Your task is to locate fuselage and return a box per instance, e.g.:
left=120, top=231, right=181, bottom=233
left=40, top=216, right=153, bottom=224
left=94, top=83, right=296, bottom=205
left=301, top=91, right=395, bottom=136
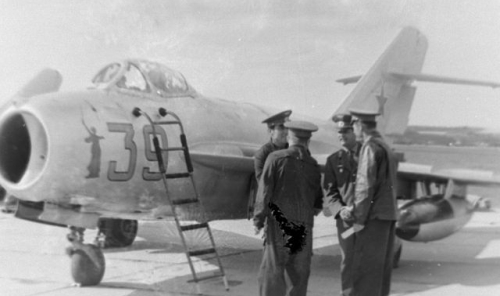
left=0, top=85, right=338, bottom=221
left=0, top=58, right=479, bottom=243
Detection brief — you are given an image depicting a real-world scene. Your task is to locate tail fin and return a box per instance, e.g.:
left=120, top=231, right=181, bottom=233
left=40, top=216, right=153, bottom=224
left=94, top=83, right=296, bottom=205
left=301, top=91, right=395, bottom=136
left=334, top=26, right=427, bottom=136
left=334, top=26, right=500, bottom=137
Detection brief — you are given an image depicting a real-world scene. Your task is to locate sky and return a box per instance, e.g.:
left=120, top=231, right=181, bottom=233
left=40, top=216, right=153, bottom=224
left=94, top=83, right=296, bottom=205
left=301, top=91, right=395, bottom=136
left=0, top=0, right=499, bottom=130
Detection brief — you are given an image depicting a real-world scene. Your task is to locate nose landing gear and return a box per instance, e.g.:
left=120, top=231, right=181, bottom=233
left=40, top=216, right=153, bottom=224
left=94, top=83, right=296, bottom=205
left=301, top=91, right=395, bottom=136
left=66, top=226, right=105, bottom=286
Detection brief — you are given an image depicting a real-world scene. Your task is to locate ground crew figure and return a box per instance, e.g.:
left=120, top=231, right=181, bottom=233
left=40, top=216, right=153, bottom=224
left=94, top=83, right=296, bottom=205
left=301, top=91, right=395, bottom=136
left=248, top=110, right=292, bottom=217
left=323, top=113, right=361, bottom=296
left=253, top=120, right=323, bottom=296
left=347, top=109, right=399, bottom=296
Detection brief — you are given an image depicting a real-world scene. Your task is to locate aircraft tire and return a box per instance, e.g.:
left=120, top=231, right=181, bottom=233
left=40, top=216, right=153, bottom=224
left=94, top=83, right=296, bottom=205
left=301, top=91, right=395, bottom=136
left=98, top=218, right=138, bottom=248
left=70, top=244, right=105, bottom=286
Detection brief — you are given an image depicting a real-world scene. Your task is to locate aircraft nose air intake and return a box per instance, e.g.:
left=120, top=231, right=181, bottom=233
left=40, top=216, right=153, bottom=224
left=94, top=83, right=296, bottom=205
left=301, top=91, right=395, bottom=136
left=0, top=111, right=47, bottom=187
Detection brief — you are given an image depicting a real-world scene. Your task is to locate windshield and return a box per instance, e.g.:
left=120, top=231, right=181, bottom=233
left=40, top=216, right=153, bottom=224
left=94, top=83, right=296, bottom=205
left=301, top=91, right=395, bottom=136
left=116, top=64, right=149, bottom=92
left=92, top=63, right=121, bottom=86
left=137, top=61, right=190, bottom=97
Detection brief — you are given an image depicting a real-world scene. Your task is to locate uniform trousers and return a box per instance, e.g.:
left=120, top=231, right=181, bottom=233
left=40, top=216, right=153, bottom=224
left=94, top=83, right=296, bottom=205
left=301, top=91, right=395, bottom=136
left=257, top=221, right=313, bottom=296
left=336, top=218, right=355, bottom=296
left=351, top=219, right=395, bottom=296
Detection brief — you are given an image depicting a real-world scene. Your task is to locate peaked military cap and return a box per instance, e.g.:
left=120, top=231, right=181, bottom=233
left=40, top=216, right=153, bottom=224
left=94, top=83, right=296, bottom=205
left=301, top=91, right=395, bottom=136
left=284, top=120, right=318, bottom=138
left=349, top=108, right=380, bottom=123
left=332, top=113, right=354, bottom=133
left=262, top=109, right=292, bottom=128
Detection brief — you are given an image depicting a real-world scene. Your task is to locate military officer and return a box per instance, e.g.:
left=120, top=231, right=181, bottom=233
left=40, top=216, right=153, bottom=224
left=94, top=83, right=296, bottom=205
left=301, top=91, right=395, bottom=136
left=248, top=110, right=292, bottom=218
left=323, top=113, right=361, bottom=296
left=254, top=110, right=292, bottom=181
left=253, top=120, right=323, bottom=296
left=348, top=109, right=399, bottom=296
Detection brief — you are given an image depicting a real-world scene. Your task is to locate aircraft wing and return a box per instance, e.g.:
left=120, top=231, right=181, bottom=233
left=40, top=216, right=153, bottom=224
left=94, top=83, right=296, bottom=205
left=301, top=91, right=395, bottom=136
left=190, top=152, right=254, bottom=173
left=398, top=162, right=500, bottom=187
left=315, top=153, right=500, bottom=188
left=189, top=142, right=259, bottom=173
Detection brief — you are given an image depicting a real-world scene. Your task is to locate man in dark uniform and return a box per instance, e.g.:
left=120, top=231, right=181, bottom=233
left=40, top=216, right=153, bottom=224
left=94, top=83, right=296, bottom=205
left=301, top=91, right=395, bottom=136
left=253, top=120, right=323, bottom=296
left=323, top=113, right=361, bottom=296
left=348, top=109, right=398, bottom=296
left=254, top=110, right=292, bottom=181
left=248, top=110, right=292, bottom=217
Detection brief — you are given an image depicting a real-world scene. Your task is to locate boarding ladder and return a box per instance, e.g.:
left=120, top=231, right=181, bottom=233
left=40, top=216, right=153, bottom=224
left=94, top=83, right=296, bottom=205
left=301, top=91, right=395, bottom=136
left=133, top=107, right=229, bottom=294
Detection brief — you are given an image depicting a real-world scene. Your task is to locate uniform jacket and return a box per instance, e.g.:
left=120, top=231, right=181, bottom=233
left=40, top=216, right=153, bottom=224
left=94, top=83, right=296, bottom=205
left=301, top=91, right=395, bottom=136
left=322, top=142, right=361, bottom=218
left=253, top=145, right=323, bottom=228
left=353, top=130, right=399, bottom=225
left=254, top=140, right=288, bottom=181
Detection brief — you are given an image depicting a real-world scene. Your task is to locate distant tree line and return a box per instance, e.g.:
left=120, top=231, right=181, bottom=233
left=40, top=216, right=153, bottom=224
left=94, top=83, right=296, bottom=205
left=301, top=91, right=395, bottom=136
left=389, top=126, right=500, bottom=147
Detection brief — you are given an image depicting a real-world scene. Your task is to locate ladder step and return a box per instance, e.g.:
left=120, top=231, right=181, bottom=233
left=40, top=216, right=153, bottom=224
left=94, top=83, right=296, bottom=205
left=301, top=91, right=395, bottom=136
left=161, top=147, right=186, bottom=152
left=165, top=172, right=191, bottom=179
left=189, top=248, right=216, bottom=257
left=171, top=198, right=199, bottom=206
left=154, top=120, right=180, bottom=125
left=187, top=272, right=224, bottom=283
left=180, top=222, right=209, bottom=231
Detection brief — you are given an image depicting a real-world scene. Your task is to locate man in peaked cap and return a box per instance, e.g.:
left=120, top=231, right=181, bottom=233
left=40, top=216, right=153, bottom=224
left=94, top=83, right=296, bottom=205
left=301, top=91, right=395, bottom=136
left=254, top=110, right=292, bottom=181
left=350, top=108, right=378, bottom=123
left=253, top=120, right=323, bottom=296
left=249, top=110, right=292, bottom=218
left=347, top=108, right=398, bottom=296
left=285, top=120, right=318, bottom=138
left=322, top=113, right=362, bottom=296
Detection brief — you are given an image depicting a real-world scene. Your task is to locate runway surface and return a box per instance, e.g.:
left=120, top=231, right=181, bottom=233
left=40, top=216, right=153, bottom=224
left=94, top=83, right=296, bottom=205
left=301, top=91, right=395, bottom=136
left=1, top=207, right=500, bottom=296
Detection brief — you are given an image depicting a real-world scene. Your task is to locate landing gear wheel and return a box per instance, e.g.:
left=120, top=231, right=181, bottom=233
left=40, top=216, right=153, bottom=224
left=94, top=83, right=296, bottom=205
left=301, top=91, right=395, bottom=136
left=98, top=218, right=138, bottom=248
left=393, top=238, right=403, bottom=269
left=70, top=244, right=105, bottom=286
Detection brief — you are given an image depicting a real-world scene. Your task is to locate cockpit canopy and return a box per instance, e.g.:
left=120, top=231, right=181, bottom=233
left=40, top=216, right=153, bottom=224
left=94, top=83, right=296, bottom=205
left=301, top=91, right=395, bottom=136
left=92, top=59, right=196, bottom=98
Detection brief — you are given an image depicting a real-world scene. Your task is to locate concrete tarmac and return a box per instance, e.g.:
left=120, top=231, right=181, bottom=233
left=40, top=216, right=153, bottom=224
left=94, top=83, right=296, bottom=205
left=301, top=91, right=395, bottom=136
left=1, top=208, right=500, bottom=296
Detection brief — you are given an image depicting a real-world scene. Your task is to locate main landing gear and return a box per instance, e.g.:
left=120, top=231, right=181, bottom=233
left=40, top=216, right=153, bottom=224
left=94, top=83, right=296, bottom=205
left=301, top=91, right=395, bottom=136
left=66, top=226, right=105, bottom=286
left=98, top=218, right=138, bottom=248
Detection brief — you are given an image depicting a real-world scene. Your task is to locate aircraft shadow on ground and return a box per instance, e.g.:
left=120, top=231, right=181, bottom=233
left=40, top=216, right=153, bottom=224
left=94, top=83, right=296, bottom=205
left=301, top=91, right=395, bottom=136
left=309, top=219, right=500, bottom=290
left=100, top=236, right=263, bottom=295
left=97, top=245, right=342, bottom=295
left=390, top=224, right=500, bottom=291
left=103, top=220, right=263, bottom=256
left=97, top=222, right=500, bottom=295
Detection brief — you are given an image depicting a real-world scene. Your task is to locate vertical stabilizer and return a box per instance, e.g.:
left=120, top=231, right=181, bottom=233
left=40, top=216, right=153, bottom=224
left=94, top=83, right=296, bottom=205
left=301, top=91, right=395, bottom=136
left=334, top=27, right=428, bottom=136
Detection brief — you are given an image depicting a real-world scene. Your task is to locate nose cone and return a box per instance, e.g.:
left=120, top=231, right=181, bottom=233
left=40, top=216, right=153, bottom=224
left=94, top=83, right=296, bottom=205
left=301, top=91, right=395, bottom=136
left=0, top=110, right=48, bottom=191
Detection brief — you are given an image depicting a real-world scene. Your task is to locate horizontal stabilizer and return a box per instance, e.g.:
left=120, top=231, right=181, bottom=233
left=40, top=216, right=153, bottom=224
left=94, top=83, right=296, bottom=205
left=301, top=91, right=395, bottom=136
left=336, top=75, right=362, bottom=85
left=389, top=72, right=500, bottom=88
left=336, top=72, right=500, bottom=88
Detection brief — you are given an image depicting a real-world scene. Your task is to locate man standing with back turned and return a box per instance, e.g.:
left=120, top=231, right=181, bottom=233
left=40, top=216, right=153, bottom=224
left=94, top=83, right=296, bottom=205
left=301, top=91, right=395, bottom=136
left=348, top=109, right=398, bottom=296
left=323, top=113, right=361, bottom=296
left=253, top=120, right=323, bottom=296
